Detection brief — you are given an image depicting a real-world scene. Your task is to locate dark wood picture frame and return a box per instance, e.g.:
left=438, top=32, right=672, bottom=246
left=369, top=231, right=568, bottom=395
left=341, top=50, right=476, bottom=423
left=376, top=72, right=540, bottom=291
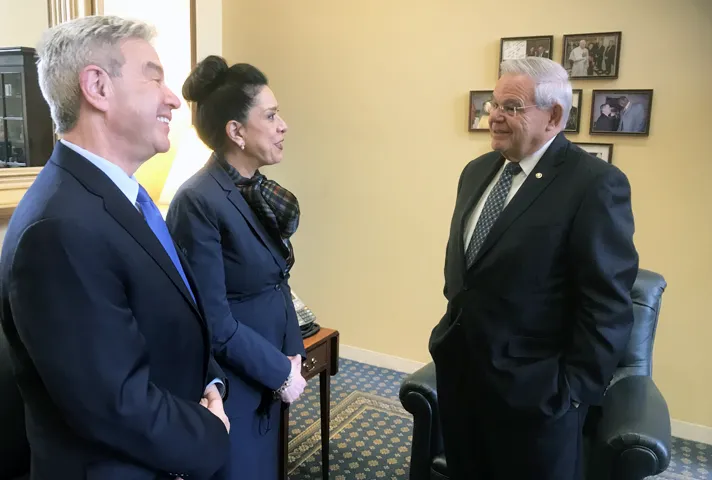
left=468, top=90, right=494, bottom=132
left=574, top=142, right=614, bottom=163
left=499, top=35, right=554, bottom=76
left=589, top=89, right=654, bottom=136
left=562, top=31, right=622, bottom=79
left=564, top=89, right=583, bottom=133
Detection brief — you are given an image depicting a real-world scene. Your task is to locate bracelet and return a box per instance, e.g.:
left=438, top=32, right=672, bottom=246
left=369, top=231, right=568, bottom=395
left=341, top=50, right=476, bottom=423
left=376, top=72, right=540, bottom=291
left=273, top=372, right=293, bottom=399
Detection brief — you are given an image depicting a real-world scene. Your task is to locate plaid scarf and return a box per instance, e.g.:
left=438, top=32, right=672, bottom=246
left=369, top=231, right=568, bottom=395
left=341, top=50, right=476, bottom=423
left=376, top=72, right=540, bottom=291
left=215, top=154, right=299, bottom=269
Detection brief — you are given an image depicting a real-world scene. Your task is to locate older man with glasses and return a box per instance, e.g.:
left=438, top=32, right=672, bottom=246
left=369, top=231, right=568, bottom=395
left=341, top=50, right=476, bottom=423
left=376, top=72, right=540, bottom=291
left=428, top=57, right=639, bottom=480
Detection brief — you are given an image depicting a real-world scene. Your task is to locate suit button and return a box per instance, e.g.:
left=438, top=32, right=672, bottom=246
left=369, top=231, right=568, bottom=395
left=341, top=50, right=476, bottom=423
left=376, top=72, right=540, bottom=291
left=275, top=284, right=280, bottom=290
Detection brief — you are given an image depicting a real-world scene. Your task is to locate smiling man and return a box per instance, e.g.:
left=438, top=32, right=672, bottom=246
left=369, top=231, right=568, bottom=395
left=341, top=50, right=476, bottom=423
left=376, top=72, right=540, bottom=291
left=0, top=16, right=231, bottom=480
left=429, top=57, right=639, bottom=480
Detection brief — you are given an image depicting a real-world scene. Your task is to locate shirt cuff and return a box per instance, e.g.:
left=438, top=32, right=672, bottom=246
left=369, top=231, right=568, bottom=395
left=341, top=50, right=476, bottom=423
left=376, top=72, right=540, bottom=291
left=206, top=378, right=226, bottom=399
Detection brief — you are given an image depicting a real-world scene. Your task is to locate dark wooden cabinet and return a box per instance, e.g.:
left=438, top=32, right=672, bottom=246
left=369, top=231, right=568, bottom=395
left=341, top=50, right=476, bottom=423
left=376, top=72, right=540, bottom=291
left=0, top=47, right=54, bottom=168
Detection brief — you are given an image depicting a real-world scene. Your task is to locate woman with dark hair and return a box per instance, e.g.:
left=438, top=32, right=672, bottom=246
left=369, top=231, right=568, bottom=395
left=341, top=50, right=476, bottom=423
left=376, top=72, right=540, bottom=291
left=166, top=56, right=307, bottom=479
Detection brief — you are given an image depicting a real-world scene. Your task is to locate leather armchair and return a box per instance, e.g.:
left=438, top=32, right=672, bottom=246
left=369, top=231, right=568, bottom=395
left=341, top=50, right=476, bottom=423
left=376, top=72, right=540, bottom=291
left=0, top=327, right=30, bottom=480
left=400, top=268, right=671, bottom=480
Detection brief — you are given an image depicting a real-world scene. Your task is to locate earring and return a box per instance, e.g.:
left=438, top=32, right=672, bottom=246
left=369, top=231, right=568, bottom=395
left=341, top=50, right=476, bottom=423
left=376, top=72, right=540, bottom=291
left=238, top=142, right=245, bottom=150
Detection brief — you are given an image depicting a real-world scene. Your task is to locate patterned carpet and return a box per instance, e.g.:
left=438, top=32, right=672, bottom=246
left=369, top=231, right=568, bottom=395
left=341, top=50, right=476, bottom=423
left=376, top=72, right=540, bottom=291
left=286, top=358, right=710, bottom=480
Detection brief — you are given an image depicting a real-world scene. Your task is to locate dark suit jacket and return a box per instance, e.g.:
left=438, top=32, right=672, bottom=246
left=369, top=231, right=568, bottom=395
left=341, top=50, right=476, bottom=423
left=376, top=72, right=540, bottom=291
left=429, top=133, right=638, bottom=421
left=0, top=142, right=230, bottom=480
left=166, top=157, right=306, bottom=420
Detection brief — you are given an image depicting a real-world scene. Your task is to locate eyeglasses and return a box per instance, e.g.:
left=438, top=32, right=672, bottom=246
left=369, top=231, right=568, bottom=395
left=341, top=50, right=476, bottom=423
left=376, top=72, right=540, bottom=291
left=489, top=102, right=540, bottom=117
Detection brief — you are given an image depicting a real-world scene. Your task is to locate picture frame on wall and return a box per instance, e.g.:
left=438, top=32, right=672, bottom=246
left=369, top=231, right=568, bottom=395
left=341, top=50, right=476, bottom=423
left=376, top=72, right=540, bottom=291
left=590, top=89, right=654, bottom=136
left=562, top=31, right=622, bottom=79
left=469, top=90, right=494, bottom=132
left=574, top=142, right=614, bottom=163
left=564, top=89, right=583, bottom=133
left=499, top=35, right=554, bottom=75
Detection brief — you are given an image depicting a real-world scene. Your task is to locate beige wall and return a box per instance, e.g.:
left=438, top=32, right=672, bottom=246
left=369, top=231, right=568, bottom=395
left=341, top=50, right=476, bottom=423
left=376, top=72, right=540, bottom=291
left=0, top=0, right=47, bottom=49
left=222, top=0, right=712, bottom=427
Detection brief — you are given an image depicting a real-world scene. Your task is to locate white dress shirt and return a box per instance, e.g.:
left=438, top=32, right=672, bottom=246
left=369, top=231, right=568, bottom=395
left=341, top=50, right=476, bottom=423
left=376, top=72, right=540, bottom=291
left=463, top=136, right=556, bottom=249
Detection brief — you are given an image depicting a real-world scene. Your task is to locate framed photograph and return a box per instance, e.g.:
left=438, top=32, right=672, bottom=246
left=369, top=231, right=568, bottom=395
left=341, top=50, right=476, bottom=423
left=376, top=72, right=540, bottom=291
left=469, top=90, right=494, bottom=132
left=590, top=89, right=653, bottom=136
left=499, top=35, right=554, bottom=75
left=562, top=31, right=622, bottom=79
left=574, top=142, right=613, bottom=163
left=564, top=89, right=583, bottom=133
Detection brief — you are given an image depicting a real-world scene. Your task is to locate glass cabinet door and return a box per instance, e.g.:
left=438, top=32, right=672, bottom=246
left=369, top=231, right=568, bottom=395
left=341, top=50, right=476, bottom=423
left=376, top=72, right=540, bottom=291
left=1, top=73, right=27, bottom=167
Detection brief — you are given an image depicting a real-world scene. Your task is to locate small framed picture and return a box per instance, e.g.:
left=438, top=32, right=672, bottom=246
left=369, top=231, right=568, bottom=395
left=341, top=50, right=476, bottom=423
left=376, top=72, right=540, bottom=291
left=469, top=90, right=494, bottom=132
left=574, top=142, right=613, bottom=163
left=499, top=35, right=554, bottom=75
left=590, top=89, right=653, bottom=136
left=564, top=89, right=583, bottom=133
left=562, top=32, right=622, bottom=79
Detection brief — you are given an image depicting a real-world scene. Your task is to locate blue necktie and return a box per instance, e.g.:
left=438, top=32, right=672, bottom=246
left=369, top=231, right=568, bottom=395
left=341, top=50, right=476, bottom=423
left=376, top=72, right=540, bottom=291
left=465, top=162, right=522, bottom=268
left=136, top=186, right=195, bottom=302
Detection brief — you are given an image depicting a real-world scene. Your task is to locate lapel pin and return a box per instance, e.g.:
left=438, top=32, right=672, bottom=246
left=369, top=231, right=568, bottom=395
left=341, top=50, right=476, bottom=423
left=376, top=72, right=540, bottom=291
left=535, top=172, right=543, bottom=179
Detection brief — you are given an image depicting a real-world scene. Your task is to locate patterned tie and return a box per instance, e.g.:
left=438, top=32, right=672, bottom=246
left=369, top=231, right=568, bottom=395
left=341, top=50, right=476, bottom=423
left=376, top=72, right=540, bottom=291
left=136, top=185, right=195, bottom=302
left=465, top=162, right=522, bottom=268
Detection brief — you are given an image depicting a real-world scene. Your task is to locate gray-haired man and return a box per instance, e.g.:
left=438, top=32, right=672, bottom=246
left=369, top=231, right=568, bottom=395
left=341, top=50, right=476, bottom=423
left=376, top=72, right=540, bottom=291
left=429, top=57, right=639, bottom=479
left=0, top=16, right=230, bottom=480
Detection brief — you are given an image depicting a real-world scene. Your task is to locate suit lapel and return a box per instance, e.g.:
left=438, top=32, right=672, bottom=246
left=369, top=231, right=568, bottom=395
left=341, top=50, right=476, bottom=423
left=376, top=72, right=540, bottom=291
left=206, top=159, right=288, bottom=271
left=469, top=133, right=569, bottom=268
left=51, top=143, right=202, bottom=317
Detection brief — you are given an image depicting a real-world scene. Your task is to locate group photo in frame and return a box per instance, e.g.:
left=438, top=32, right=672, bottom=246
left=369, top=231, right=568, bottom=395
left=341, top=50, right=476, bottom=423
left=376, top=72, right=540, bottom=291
left=574, top=142, right=614, bottom=163
left=469, top=90, right=494, bottom=131
left=499, top=35, right=554, bottom=75
left=565, top=89, right=583, bottom=133
left=590, top=89, right=653, bottom=136
left=562, top=31, right=622, bottom=79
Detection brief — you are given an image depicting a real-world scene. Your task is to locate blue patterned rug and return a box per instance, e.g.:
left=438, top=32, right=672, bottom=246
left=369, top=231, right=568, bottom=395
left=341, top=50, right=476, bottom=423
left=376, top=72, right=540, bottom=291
left=287, top=358, right=710, bottom=480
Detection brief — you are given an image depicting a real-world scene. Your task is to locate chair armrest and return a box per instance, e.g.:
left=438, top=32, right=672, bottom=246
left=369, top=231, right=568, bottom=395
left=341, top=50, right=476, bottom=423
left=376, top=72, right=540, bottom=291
left=399, top=362, right=442, bottom=480
left=595, top=375, right=672, bottom=477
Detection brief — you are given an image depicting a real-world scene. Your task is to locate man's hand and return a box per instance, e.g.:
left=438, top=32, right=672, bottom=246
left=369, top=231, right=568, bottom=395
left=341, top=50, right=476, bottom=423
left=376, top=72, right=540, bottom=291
left=280, top=355, right=307, bottom=404
left=200, top=384, right=230, bottom=433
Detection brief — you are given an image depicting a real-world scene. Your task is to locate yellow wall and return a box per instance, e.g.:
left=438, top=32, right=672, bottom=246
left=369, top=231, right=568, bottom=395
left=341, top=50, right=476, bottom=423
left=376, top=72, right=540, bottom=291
left=0, top=0, right=47, bottom=49
left=222, top=0, right=712, bottom=427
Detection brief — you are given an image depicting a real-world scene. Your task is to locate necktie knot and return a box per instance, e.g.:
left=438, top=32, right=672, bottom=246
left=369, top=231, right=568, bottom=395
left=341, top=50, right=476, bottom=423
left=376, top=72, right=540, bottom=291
left=136, top=185, right=152, bottom=205
left=504, top=162, right=522, bottom=177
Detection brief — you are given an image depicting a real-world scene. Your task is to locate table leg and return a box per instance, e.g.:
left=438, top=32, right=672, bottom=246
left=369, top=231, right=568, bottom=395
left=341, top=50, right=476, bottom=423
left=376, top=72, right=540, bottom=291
left=280, top=402, right=289, bottom=480
left=320, top=369, right=331, bottom=479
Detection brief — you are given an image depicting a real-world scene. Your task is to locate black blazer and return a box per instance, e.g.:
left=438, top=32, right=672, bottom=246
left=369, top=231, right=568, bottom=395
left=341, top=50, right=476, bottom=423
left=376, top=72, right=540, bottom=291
left=430, top=133, right=639, bottom=420
left=0, top=143, right=229, bottom=480
left=166, top=157, right=305, bottom=419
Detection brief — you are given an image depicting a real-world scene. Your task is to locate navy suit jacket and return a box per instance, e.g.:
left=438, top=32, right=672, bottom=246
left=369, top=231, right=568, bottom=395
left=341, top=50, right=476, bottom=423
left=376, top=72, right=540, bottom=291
left=166, top=157, right=306, bottom=419
left=0, top=142, right=230, bottom=480
left=430, top=133, right=639, bottom=421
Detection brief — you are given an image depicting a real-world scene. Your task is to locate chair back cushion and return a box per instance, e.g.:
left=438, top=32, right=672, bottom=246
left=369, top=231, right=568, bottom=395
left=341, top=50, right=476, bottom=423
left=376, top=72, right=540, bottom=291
left=611, top=269, right=666, bottom=385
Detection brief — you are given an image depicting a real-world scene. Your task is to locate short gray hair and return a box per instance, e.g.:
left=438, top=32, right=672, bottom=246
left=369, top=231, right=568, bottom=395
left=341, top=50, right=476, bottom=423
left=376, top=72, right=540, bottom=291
left=37, top=15, right=156, bottom=134
left=499, top=57, right=573, bottom=128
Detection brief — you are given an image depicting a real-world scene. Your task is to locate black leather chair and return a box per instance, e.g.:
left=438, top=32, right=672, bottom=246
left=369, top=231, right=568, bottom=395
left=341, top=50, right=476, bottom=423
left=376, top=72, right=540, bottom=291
left=0, top=327, right=30, bottom=480
left=400, top=268, right=671, bottom=480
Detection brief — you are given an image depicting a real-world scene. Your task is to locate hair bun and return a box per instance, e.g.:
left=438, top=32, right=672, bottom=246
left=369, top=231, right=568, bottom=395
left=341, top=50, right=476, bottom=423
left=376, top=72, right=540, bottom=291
left=182, top=55, right=229, bottom=103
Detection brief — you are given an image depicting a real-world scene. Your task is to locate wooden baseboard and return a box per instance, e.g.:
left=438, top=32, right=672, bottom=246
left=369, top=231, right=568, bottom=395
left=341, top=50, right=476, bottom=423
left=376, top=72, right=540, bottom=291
left=340, top=344, right=712, bottom=445
left=671, top=419, right=712, bottom=445
left=339, top=344, right=425, bottom=374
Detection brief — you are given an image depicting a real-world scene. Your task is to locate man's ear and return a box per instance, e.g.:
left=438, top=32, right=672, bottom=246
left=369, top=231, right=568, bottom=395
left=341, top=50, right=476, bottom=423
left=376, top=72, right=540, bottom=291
left=78, top=65, right=112, bottom=113
left=548, top=104, right=564, bottom=131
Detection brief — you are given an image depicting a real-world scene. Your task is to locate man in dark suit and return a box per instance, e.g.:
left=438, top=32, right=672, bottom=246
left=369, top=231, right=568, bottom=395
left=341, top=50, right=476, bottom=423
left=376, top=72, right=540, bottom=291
left=0, top=16, right=231, bottom=480
left=429, top=57, right=638, bottom=480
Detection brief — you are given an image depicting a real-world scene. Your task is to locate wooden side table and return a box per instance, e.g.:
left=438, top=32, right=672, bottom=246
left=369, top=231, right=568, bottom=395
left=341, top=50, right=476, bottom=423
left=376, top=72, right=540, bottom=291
left=279, top=327, right=340, bottom=480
